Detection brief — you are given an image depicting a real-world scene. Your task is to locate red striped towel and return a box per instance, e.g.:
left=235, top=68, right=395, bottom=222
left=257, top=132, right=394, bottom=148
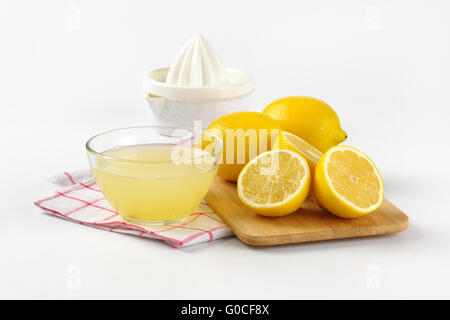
left=34, top=171, right=233, bottom=247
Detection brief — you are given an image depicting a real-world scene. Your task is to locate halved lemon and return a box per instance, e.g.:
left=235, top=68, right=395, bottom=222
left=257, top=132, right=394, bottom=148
left=237, top=149, right=310, bottom=217
left=273, top=131, right=322, bottom=196
left=314, top=145, right=384, bottom=218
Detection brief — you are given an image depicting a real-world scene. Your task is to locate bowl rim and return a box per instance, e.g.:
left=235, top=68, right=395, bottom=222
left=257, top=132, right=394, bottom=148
left=85, top=125, right=223, bottom=165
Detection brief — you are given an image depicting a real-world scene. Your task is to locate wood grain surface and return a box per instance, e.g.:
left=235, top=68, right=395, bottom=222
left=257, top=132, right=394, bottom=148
left=205, top=177, right=409, bottom=246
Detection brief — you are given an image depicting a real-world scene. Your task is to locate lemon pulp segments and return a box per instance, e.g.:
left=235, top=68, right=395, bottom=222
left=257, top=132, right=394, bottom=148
left=327, top=148, right=382, bottom=210
left=314, top=146, right=384, bottom=218
left=241, top=152, right=304, bottom=204
left=237, top=150, right=310, bottom=217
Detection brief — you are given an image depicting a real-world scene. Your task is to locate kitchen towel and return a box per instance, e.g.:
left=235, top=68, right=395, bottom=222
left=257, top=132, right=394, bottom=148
left=34, top=171, right=233, bottom=247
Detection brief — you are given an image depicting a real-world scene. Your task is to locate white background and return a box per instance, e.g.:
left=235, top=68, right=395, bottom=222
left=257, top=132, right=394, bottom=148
left=1, top=0, right=450, bottom=299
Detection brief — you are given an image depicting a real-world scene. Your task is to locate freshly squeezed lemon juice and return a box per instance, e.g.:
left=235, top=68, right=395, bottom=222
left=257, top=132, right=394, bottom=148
left=92, top=144, right=218, bottom=223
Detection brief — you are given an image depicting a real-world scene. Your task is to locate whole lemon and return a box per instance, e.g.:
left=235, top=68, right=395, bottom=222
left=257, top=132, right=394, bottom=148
left=207, top=111, right=281, bottom=181
left=262, top=97, right=347, bottom=152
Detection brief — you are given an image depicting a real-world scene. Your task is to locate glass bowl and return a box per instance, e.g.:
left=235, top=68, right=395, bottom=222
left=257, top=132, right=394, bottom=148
left=86, top=126, right=223, bottom=225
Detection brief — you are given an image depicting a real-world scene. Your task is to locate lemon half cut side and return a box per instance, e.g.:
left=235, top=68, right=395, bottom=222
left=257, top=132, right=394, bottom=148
left=314, top=145, right=384, bottom=218
left=237, top=149, right=311, bottom=217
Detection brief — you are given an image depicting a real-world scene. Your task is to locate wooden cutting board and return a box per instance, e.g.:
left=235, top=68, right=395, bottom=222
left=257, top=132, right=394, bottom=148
left=205, top=177, right=409, bottom=246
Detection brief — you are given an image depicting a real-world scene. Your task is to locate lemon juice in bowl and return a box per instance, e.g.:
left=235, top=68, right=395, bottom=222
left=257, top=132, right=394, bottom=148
left=86, top=126, right=222, bottom=224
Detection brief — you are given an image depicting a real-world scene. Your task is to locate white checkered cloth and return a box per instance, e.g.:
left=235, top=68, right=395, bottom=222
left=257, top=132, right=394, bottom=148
left=34, top=171, right=233, bottom=247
